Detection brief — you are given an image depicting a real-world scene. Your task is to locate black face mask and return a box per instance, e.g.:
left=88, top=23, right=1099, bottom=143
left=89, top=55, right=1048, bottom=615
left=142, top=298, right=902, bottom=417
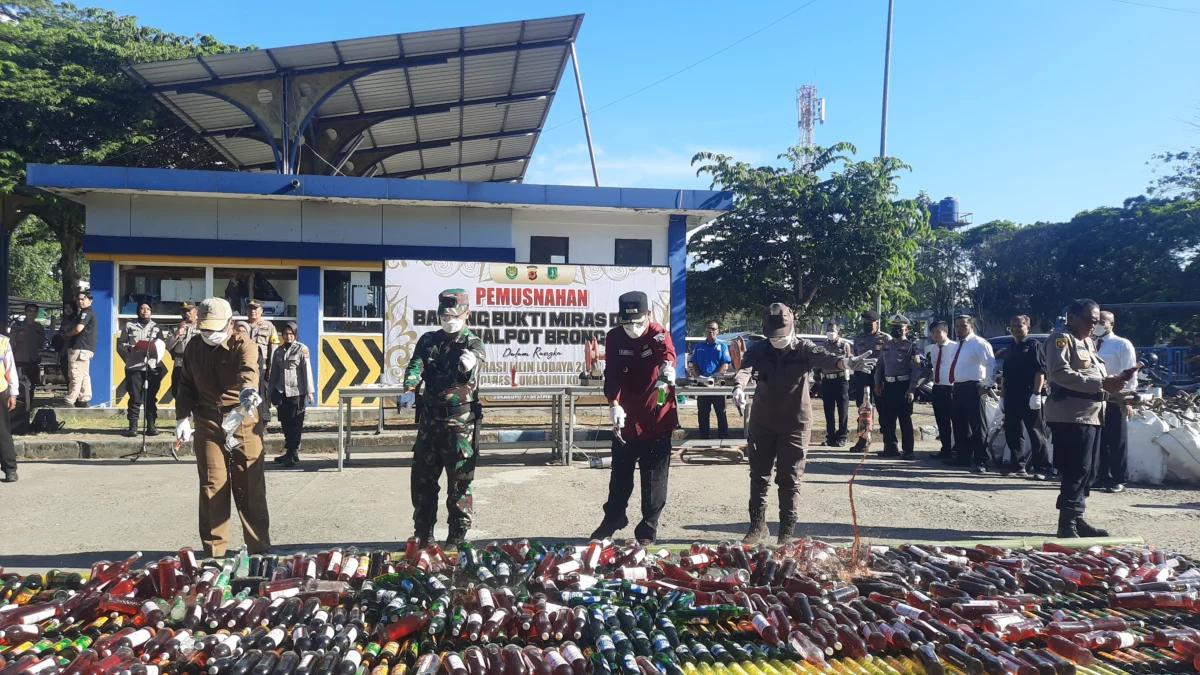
left=863, top=323, right=874, bottom=333
left=889, top=327, right=904, bottom=338
left=137, top=316, right=150, bottom=325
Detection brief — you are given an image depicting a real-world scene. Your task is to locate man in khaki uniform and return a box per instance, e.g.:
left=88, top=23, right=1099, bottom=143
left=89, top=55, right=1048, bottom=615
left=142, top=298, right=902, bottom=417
left=166, top=302, right=199, bottom=402
left=175, top=298, right=271, bottom=556
left=1042, top=298, right=1138, bottom=539
left=63, top=291, right=97, bottom=407
left=244, top=300, right=278, bottom=423
left=732, top=304, right=876, bottom=545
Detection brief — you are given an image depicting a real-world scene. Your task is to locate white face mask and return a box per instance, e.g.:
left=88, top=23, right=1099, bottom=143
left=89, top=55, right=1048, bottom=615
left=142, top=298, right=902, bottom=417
left=441, top=316, right=465, bottom=334
left=623, top=321, right=647, bottom=339
left=1093, top=324, right=1109, bottom=338
left=200, top=330, right=228, bottom=346
left=826, top=331, right=837, bottom=341
left=770, top=335, right=793, bottom=350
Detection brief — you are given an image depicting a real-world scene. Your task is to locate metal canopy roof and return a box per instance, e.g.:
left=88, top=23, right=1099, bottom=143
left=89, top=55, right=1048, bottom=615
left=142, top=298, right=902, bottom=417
left=123, top=14, right=583, bottom=183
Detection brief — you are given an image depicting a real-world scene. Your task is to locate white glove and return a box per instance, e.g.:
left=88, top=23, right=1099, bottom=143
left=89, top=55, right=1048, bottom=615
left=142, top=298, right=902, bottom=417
left=239, top=387, right=262, bottom=409
left=175, top=418, right=193, bottom=443
left=659, top=363, right=677, bottom=384
left=846, top=352, right=877, bottom=374
left=609, top=404, right=627, bottom=429
left=460, top=351, right=478, bottom=373
left=1029, top=394, right=1042, bottom=410
left=398, top=391, right=416, bottom=409
left=732, top=387, right=747, bottom=409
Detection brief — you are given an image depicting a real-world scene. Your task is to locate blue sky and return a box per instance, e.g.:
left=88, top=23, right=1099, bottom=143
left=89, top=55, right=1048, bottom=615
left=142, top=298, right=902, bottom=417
left=101, top=0, right=1199, bottom=224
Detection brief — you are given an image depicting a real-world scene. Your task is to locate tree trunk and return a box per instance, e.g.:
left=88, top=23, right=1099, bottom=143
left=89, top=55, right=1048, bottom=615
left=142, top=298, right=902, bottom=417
left=59, top=226, right=80, bottom=303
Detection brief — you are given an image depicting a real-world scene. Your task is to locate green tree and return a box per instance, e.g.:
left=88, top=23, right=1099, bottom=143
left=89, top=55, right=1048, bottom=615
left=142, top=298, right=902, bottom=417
left=7, top=217, right=64, bottom=301
left=687, top=143, right=930, bottom=324
left=970, top=198, right=1200, bottom=342
left=1, top=1, right=242, bottom=301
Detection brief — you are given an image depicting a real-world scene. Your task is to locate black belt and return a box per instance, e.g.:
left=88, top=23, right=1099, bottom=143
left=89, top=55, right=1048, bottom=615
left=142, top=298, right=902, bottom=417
left=1054, top=388, right=1105, bottom=402
left=421, top=402, right=475, bottom=419
left=197, top=403, right=239, bottom=417
left=952, top=381, right=979, bottom=387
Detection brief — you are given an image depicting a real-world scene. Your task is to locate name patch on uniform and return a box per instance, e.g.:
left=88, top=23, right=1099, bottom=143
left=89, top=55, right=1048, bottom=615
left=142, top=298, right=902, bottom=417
left=618, top=349, right=634, bottom=356
left=640, top=348, right=653, bottom=358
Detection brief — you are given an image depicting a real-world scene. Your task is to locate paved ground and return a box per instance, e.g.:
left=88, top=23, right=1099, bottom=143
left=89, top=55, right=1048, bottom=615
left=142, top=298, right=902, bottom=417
left=3, top=420, right=1199, bottom=573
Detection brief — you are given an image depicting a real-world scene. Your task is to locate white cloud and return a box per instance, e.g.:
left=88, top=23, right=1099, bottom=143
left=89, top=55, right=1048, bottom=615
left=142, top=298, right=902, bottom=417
left=525, top=141, right=773, bottom=189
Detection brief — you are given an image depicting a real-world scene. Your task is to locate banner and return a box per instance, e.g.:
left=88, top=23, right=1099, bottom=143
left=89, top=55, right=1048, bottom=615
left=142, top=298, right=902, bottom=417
left=383, top=261, right=671, bottom=388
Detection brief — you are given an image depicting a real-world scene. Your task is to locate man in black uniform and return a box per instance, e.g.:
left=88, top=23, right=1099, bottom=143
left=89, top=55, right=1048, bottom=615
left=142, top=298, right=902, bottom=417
left=1000, top=315, right=1051, bottom=478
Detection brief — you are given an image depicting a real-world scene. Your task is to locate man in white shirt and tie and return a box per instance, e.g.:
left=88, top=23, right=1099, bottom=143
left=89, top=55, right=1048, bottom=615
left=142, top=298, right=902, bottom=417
left=923, top=320, right=956, bottom=460
left=1093, top=310, right=1136, bottom=493
left=948, top=315, right=996, bottom=473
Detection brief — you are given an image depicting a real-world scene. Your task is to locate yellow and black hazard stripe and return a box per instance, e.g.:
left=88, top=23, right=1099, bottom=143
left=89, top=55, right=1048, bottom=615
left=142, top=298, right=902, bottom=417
left=113, top=349, right=177, bottom=407
left=319, top=335, right=383, bottom=406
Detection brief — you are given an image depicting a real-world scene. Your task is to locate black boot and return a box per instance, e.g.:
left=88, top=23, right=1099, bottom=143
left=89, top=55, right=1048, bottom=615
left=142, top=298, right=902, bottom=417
left=742, top=507, right=769, bottom=545
left=589, top=520, right=622, bottom=542
left=1074, top=515, right=1110, bottom=537
left=284, top=450, right=298, bottom=468
left=123, top=419, right=138, bottom=438
left=146, top=419, right=159, bottom=436
left=777, top=516, right=797, bottom=546
left=414, top=525, right=434, bottom=548
left=1056, top=510, right=1080, bottom=538
left=273, top=452, right=290, bottom=464
left=445, top=526, right=468, bottom=550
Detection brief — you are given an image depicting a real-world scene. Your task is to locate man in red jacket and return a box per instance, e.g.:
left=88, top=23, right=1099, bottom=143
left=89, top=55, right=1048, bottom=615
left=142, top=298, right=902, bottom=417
left=590, top=291, right=678, bottom=544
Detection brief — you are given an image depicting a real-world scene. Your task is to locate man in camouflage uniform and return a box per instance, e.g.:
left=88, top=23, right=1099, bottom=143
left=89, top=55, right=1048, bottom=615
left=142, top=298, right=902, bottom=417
left=403, top=289, right=487, bottom=548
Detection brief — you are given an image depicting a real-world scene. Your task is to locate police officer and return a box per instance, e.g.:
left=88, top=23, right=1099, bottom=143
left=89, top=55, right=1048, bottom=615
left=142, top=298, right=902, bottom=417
left=174, top=298, right=271, bottom=557
left=244, top=300, right=278, bottom=423
left=817, top=321, right=852, bottom=447
left=590, top=291, right=678, bottom=545
left=118, top=301, right=168, bottom=437
left=733, top=304, right=875, bottom=545
left=166, top=302, right=199, bottom=402
left=851, top=311, right=888, bottom=411
left=403, top=289, right=486, bottom=547
left=9, top=303, right=45, bottom=387
left=1043, top=298, right=1138, bottom=538
left=874, top=314, right=919, bottom=459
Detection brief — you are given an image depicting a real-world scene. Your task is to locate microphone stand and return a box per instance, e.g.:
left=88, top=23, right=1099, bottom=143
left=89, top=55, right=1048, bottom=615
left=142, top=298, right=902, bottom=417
left=122, top=338, right=180, bottom=463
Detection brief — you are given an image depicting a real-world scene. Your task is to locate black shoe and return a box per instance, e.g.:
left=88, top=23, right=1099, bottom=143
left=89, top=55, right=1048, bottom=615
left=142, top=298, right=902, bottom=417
left=1, top=471, right=16, bottom=483
left=284, top=453, right=297, bottom=468
left=1057, top=511, right=1080, bottom=538
left=1075, top=516, right=1109, bottom=537
left=777, top=518, right=796, bottom=546
left=273, top=453, right=290, bottom=464
left=1109, top=483, right=1125, bottom=493
left=901, top=451, right=916, bottom=460
left=414, top=528, right=434, bottom=548
left=1012, top=468, right=1029, bottom=478
left=590, top=520, right=624, bottom=541
left=941, top=455, right=960, bottom=464
left=1031, top=472, right=1048, bottom=481
left=972, top=464, right=987, bottom=474
left=877, top=449, right=901, bottom=458
left=74, top=401, right=89, bottom=408
left=146, top=425, right=160, bottom=436
left=123, top=422, right=138, bottom=438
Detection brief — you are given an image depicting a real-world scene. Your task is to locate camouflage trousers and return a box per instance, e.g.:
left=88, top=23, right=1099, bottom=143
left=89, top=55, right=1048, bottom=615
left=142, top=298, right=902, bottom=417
left=411, top=418, right=477, bottom=533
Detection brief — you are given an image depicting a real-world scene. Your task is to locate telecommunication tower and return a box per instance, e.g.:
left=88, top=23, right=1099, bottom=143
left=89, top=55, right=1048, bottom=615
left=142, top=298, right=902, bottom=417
left=795, top=85, right=825, bottom=168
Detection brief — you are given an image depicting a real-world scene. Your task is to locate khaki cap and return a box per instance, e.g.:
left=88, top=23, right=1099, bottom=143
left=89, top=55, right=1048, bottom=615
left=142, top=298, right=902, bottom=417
left=197, top=297, right=234, bottom=331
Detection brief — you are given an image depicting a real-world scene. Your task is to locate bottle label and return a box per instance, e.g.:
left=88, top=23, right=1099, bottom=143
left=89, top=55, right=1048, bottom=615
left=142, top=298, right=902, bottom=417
left=597, top=635, right=615, bottom=653
left=544, top=651, right=568, bottom=670
left=265, top=628, right=285, bottom=647
left=446, top=654, right=466, bottom=672
left=1114, top=632, right=1137, bottom=648
left=126, top=628, right=153, bottom=648
left=562, top=644, right=584, bottom=662
left=752, top=615, right=773, bottom=633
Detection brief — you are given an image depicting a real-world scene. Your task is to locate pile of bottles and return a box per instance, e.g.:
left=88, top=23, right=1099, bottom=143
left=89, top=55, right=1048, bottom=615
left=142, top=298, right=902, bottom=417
left=3, top=538, right=1200, bottom=675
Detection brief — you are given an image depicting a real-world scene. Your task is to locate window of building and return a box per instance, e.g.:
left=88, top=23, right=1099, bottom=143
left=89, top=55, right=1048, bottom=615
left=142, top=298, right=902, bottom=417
left=213, top=267, right=298, bottom=319
left=117, top=265, right=207, bottom=318
left=615, top=239, right=652, bottom=266
left=323, top=269, right=384, bottom=334
left=530, top=236, right=569, bottom=264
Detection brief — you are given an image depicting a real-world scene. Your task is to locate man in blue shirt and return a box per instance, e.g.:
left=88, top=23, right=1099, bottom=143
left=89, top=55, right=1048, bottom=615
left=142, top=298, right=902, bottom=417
left=688, top=320, right=732, bottom=440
